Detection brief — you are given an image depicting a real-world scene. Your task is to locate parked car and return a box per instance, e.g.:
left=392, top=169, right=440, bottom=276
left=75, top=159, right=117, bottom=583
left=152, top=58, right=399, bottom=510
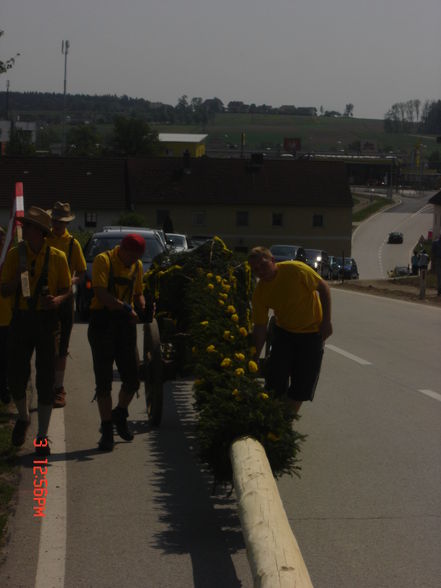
left=303, top=249, right=331, bottom=279
left=388, top=265, right=410, bottom=277
left=269, top=244, right=305, bottom=263
left=165, top=232, right=192, bottom=253
left=387, top=231, right=403, bottom=244
left=76, top=228, right=168, bottom=320
left=190, top=235, right=213, bottom=248
left=330, top=257, right=359, bottom=280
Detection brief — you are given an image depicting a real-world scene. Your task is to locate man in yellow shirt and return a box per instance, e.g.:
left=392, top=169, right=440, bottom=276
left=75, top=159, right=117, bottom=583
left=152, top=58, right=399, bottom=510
left=248, top=246, right=333, bottom=416
left=47, top=201, right=87, bottom=408
left=88, top=234, right=146, bottom=451
left=0, top=227, right=12, bottom=405
left=0, top=207, right=71, bottom=455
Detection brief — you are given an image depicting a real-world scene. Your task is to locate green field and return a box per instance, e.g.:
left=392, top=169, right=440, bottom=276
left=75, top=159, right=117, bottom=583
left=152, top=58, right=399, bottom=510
left=152, top=113, right=440, bottom=156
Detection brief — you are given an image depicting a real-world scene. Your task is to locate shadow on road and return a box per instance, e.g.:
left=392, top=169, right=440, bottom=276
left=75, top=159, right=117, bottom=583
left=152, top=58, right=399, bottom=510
left=145, top=379, right=247, bottom=588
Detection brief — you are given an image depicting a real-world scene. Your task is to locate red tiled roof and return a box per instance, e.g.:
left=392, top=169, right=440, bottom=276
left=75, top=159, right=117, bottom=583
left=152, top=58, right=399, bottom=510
left=0, top=156, right=127, bottom=210
left=127, top=157, right=352, bottom=207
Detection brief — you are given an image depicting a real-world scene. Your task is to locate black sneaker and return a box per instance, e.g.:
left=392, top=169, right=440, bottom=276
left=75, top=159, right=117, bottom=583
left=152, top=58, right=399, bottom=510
left=111, top=406, right=134, bottom=441
left=34, top=436, right=51, bottom=456
left=98, top=421, right=114, bottom=451
left=12, top=419, right=30, bottom=447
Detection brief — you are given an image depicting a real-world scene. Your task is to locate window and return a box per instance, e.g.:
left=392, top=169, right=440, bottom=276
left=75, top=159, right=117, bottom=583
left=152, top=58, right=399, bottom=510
left=272, top=212, right=283, bottom=227
left=236, top=211, right=249, bottom=226
left=313, top=214, right=323, bottom=227
left=193, top=211, right=206, bottom=226
left=85, top=212, right=97, bottom=228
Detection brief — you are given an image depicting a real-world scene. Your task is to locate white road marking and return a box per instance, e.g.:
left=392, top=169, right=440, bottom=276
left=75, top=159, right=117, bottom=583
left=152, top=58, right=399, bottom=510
left=325, top=344, right=372, bottom=365
left=418, top=389, right=441, bottom=403
left=35, top=408, right=67, bottom=588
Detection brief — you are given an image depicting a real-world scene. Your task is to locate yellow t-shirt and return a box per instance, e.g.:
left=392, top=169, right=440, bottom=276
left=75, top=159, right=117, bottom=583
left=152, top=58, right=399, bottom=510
left=46, top=229, right=87, bottom=274
left=252, top=261, right=323, bottom=333
left=0, top=242, right=71, bottom=311
left=90, top=246, right=143, bottom=310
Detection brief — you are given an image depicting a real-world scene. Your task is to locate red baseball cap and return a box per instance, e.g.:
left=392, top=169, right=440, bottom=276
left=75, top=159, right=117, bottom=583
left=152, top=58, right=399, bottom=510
left=120, top=233, right=146, bottom=255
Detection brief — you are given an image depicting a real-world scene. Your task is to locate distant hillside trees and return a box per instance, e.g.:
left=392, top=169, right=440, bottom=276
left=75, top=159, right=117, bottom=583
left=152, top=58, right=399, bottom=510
left=109, top=115, right=159, bottom=156
left=384, top=99, right=441, bottom=133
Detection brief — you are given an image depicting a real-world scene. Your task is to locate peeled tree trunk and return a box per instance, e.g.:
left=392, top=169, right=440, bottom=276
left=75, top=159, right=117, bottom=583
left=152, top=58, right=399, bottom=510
left=230, top=436, right=313, bottom=588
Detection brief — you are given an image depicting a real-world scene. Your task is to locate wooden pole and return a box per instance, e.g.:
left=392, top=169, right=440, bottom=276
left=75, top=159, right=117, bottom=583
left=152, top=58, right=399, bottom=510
left=230, top=436, right=313, bottom=588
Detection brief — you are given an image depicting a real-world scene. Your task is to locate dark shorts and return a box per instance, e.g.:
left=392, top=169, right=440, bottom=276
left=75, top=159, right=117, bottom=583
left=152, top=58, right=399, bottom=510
left=265, top=325, right=324, bottom=402
left=88, top=310, right=140, bottom=398
left=58, top=295, right=74, bottom=357
left=8, top=310, right=58, bottom=405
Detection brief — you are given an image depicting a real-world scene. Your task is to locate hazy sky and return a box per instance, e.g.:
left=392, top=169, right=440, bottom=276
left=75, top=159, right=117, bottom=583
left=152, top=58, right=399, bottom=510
left=1, top=0, right=440, bottom=119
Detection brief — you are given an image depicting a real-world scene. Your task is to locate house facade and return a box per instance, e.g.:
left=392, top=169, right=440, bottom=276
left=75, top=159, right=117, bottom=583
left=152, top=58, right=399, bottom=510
left=0, top=155, right=353, bottom=255
left=429, top=190, right=441, bottom=238
left=158, top=134, right=207, bottom=158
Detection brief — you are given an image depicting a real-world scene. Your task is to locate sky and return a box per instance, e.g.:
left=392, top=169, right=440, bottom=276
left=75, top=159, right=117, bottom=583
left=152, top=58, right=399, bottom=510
left=1, top=0, right=440, bottom=119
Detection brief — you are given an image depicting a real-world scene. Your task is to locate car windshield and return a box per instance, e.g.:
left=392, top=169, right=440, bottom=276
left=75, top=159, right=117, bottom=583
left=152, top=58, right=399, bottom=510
left=167, top=234, right=186, bottom=248
left=333, top=257, right=352, bottom=265
left=270, top=245, right=297, bottom=255
left=84, top=236, right=164, bottom=263
left=304, top=249, right=321, bottom=258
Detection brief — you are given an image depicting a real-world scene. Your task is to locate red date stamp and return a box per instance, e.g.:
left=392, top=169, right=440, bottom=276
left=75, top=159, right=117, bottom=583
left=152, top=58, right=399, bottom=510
left=33, top=439, right=49, bottom=517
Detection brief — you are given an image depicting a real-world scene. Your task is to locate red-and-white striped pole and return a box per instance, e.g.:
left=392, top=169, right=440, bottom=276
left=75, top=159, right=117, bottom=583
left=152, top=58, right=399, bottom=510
left=0, top=182, right=25, bottom=273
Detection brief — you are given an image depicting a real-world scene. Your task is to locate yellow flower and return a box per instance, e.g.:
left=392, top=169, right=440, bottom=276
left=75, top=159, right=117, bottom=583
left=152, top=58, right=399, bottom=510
left=218, top=299, right=225, bottom=306
left=235, top=368, right=245, bottom=376
left=259, top=392, right=269, bottom=400
left=206, top=272, right=213, bottom=279
left=200, top=321, right=208, bottom=326
left=222, top=283, right=231, bottom=292
left=231, top=314, right=239, bottom=323
left=219, top=292, right=228, bottom=299
left=250, top=346, right=257, bottom=356
left=234, top=352, right=245, bottom=361
left=232, top=388, right=240, bottom=396
left=248, top=360, right=258, bottom=373
left=192, top=346, right=197, bottom=354
left=220, top=358, right=232, bottom=368
left=223, top=330, right=231, bottom=340
left=239, top=327, right=248, bottom=337
left=207, top=283, right=214, bottom=290
left=267, top=432, right=280, bottom=442
left=215, top=275, right=222, bottom=283
left=226, top=305, right=236, bottom=314
left=230, top=335, right=235, bottom=341
left=206, top=345, right=216, bottom=353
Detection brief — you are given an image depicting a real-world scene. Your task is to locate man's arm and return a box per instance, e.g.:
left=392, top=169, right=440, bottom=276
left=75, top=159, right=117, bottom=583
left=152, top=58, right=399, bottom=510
left=316, top=279, right=333, bottom=341
left=252, top=324, right=268, bottom=361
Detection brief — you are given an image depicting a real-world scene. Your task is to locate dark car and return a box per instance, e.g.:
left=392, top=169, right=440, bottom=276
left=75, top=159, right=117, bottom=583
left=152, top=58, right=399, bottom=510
left=165, top=232, right=192, bottom=252
left=190, top=235, right=213, bottom=248
left=388, top=231, right=403, bottom=244
left=303, top=248, right=331, bottom=279
left=76, top=228, right=168, bottom=320
left=331, top=257, right=359, bottom=280
left=269, top=244, right=305, bottom=263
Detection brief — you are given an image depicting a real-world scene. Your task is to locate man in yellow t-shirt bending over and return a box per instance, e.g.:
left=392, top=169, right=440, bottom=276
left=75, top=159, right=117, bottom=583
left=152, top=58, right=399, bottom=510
left=248, top=246, right=333, bottom=416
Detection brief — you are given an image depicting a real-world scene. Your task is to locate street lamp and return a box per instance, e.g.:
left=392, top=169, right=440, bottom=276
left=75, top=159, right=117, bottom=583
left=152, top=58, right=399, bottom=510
left=61, top=40, right=70, bottom=156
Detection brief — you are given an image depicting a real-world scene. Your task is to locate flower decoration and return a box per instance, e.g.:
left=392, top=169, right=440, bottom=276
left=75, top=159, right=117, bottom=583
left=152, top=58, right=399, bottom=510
left=206, top=345, right=216, bottom=353
left=220, top=358, right=232, bottom=368
left=235, top=368, right=245, bottom=376
left=248, top=360, right=258, bottom=373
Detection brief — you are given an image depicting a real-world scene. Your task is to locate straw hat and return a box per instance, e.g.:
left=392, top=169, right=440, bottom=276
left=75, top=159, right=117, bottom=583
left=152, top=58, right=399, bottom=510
left=21, top=206, right=52, bottom=235
left=50, top=201, right=75, bottom=222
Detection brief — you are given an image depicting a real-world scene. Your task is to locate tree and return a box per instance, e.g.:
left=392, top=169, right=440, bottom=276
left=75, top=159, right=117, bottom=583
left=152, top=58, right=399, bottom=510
left=344, top=103, right=354, bottom=117
left=0, top=30, right=20, bottom=74
left=110, top=115, right=159, bottom=156
left=66, top=123, right=101, bottom=156
left=5, top=127, right=35, bottom=155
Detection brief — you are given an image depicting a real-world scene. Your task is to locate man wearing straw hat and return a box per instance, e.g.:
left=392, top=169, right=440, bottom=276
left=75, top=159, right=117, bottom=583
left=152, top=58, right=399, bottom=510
left=47, top=201, right=86, bottom=408
left=0, top=206, right=71, bottom=455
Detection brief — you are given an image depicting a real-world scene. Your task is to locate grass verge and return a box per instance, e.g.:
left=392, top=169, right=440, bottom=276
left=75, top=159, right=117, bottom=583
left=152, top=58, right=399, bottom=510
left=0, top=403, right=19, bottom=550
left=352, top=197, right=392, bottom=223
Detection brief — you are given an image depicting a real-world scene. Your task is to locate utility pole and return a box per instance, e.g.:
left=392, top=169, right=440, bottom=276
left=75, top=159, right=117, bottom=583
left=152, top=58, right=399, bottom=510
left=61, top=40, right=70, bottom=155
left=5, top=80, right=10, bottom=120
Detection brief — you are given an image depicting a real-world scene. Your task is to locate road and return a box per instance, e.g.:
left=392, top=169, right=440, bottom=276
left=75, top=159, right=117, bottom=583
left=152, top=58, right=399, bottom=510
left=1, top=289, right=440, bottom=588
left=352, top=191, right=435, bottom=279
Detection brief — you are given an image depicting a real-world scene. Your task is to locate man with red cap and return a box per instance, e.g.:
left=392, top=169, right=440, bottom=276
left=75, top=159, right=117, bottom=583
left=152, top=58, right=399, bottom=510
left=88, top=233, right=146, bottom=451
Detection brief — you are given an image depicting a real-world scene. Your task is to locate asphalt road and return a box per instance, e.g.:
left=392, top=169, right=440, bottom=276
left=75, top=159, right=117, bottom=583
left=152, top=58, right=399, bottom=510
left=2, top=288, right=440, bottom=588
left=352, top=191, right=435, bottom=279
